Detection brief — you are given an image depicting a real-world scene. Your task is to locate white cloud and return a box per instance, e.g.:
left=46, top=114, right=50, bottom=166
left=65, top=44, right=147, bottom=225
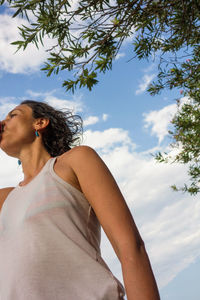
left=26, top=90, right=83, bottom=113
left=83, top=128, right=136, bottom=152
left=83, top=116, right=99, bottom=126
left=115, top=53, right=125, bottom=60
left=142, top=63, right=157, bottom=73
left=83, top=113, right=108, bottom=127
left=143, top=96, right=191, bottom=144
left=102, top=114, right=109, bottom=121
left=0, top=14, right=54, bottom=74
left=135, top=74, right=156, bottom=95
left=143, top=103, right=177, bottom=144
left=0, top=98, right=19, bottom=119
left=0, top=150, right=24, bottom=187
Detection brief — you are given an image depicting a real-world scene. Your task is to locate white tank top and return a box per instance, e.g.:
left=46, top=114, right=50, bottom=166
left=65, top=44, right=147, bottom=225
left=0, top=156, right=125, bottom=299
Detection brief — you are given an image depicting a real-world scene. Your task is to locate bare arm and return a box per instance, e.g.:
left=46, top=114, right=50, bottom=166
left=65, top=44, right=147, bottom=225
left=69, top=146, right=160, bottom=300
left=0, top=187, right=15, bottom=211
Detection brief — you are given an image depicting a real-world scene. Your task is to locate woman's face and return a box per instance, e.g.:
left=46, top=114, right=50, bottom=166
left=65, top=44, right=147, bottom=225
left=0, top=104, right=37, bottom=157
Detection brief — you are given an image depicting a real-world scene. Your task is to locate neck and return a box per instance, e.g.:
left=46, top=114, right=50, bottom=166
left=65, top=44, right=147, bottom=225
left=19, top=148, right=52, bottom=181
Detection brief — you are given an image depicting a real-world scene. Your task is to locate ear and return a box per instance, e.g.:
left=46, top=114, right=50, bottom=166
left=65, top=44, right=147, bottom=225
left=35, top=118, right=50, bottom=131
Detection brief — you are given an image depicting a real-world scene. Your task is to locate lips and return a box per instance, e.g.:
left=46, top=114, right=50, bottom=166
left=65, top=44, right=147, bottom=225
left=0, top=123, right=5, bottom=133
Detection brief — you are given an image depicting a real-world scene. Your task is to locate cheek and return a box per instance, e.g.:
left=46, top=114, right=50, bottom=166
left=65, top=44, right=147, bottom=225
left=19, top=127, right=35, bottom=141
left=10, top=124, right=34, bottom=141
left=17, top=122, right=34, bottom=135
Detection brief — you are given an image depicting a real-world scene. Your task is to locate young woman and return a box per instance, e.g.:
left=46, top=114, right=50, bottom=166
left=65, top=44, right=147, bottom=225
left=0, top=100, right=160, bottom=300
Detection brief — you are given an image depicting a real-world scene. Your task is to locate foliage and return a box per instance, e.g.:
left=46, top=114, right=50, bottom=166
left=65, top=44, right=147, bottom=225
left=151, top=46, right=200, bottom=195
left=0, top=0, right=200, bottom=194
left=0, top=0, right=199, bottom=92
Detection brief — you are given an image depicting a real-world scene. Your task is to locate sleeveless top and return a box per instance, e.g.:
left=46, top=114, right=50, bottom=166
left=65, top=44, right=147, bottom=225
left=0, top=157, right=125, bottom=300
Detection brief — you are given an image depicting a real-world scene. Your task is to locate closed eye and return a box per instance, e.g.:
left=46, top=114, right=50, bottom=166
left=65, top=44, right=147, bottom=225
left=10, top=114, right=17, bottom=118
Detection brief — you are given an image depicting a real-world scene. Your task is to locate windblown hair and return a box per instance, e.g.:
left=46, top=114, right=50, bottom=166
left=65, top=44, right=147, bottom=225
left=20, top=100, right=83, bottom=157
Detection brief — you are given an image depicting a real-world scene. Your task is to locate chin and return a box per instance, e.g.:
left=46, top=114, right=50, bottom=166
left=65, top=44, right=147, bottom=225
left=0, top=143, right=18, bottom=158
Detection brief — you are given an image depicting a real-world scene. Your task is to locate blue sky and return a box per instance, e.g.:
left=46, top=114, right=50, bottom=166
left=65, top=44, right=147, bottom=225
left=0, top=6, right=200, bottom=300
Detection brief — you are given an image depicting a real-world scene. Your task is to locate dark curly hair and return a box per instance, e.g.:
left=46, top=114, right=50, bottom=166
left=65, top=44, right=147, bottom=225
left=20, top=100, right=83, bottom=157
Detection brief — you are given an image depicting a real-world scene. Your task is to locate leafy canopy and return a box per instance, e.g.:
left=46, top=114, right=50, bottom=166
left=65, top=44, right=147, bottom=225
left=1, top=0, right=199, bottom=92
left=1, top=0, right=200, bottom=194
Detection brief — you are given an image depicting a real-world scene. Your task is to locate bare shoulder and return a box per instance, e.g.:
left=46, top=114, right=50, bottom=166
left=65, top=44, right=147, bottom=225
left=59, top=145, right=104, bottom=186
left=52, top=146, right=99, bottom=194
left=61, top=145, right=99, bottom=166
left=63, top=145, right=111, bottom=182
left=68, top=145, right=96, bottom=155
left=0, top=187, right=15, bottom=211
left=0, top=187, right=15, bottom=199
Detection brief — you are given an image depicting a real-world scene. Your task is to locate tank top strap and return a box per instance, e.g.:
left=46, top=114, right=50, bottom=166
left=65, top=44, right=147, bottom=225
left=43, top=156, right=56, bottom=172
left=48, top=156, right=57, bottom=173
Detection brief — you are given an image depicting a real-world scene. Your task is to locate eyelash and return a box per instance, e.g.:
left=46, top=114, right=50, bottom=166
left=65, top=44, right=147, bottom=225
left=10, top=114, right=17, bottom=118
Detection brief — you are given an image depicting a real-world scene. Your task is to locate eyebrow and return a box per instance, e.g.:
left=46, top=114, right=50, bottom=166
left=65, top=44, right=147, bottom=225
left=8, top=108, right=23, bottom=116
